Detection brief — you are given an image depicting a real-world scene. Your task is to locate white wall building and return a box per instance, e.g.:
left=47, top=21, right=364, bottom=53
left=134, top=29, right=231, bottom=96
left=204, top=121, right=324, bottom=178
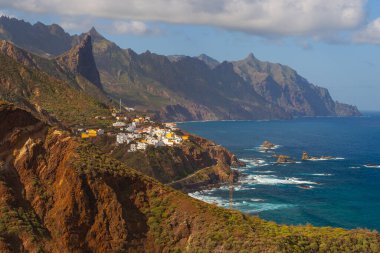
left=116, top=133, right=131, bottom=144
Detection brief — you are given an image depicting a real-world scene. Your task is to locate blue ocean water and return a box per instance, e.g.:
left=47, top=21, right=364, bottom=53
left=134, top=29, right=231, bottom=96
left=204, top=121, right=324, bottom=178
left=178, top=113, right=380, bottom=231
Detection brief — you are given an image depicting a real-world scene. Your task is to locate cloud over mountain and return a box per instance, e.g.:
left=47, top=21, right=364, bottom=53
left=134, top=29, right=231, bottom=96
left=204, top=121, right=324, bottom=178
left=0, top=0, right=367, bottom=39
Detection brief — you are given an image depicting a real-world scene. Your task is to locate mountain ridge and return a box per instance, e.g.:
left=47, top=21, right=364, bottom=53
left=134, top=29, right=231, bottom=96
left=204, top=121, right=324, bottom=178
left=0, top=17, right=361, bottom=121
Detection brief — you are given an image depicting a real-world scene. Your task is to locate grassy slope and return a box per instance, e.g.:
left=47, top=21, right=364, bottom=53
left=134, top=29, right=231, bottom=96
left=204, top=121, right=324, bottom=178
left=0, top=53, right=111, bottom=127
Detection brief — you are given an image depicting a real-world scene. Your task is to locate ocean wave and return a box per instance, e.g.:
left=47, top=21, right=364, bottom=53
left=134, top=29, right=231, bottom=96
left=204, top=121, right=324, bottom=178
left=307, top=157, right=345, bottom=161
left=238, top=202, right=295, bottom=213
left=309, top=173, right=333, bottom=176
left=189, top=192, right=293, bottom=213
left=252, top=170, right=275, bottom=174
left=250, top=198, right=264, bottom=202
left=240, top=158, right=270, bottom=167
left=363, top=164, right=380, bottom=168
left=241, top=175, right=318, bottom=185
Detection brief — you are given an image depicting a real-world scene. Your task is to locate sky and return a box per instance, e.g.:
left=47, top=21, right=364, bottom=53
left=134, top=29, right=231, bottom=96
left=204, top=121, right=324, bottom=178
left=0, top=0, right=380, bottom=110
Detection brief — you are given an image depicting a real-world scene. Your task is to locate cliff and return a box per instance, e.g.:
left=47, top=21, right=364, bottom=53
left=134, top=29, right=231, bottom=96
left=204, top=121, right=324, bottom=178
left=232, top=53, right=361, bottom=117
left=1, top=102, right=379, bottom=252
left=57, top=34, right=104, bottom=91
left=108, top=132, right=244, bottom=192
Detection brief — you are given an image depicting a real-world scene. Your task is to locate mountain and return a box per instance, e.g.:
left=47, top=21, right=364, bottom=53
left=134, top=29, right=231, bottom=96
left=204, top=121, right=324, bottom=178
left=0, top=17, right=361, bottom=121
left=0, top=38, right=110, bottom=127
left=1, top=101, right=379, bottom=252
left=232, top=53, right=361, bottom=117
left=0, top=16, right=77, bottom=57
left=196, top=54, right=220, bottom=69
left=88, top=28, right=289, bottom=121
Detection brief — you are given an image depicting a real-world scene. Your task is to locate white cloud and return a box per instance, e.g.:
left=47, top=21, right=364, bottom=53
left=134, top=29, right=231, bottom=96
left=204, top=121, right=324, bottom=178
left=353, top=18, right=380, bottom=44
left=0, top=0, right=368, bottom=38
left=59, top=18, right=94, bottom=32
left=111, top=21, right=159, bottom=35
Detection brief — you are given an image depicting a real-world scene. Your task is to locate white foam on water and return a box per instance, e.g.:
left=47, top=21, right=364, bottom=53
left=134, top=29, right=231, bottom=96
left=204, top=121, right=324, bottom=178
left=252, top=170, right=275, bottom=174
left=250, top=198, right=264, bottom=202
left=310, top=173, right=333, bottom=176
left=189, top=191, right=294, bottom=213
left=307, top=157, right=345, bottom=161
left=240, top=158, right=270, bottom=168
left=188, top=192, right=228, bottom=207
left=363, top=165, right=380, bottom=168
left=240, top=202, right=295, bottom=213
left=241, top=175, right=318, bottom=185
left=349, top=166, right=361, bottom=169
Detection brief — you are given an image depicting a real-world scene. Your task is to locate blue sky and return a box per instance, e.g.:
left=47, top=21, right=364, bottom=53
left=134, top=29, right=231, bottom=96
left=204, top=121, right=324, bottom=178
left=1, top=0, right=380, bottom=110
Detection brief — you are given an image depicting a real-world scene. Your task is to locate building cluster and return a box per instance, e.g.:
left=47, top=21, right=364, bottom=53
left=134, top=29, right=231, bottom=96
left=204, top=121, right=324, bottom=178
left=115, top=121, right=189, bottom=152
left=79, top=109, right=189, bottom=153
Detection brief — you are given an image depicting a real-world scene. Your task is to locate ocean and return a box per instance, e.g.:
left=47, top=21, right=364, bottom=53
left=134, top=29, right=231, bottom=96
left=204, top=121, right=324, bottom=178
left=178, top=113, right=380, bottom=231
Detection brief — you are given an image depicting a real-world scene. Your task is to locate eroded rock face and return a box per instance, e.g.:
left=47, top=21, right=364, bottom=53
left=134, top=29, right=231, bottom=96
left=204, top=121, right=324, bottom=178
left=0, top=102, right=244, bottom=252
left=57, top=34, right=103, bottom=91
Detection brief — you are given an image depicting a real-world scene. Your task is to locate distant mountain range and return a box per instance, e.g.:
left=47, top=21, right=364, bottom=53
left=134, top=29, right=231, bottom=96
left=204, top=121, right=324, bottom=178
left=0, top=16, right=361, bottom=121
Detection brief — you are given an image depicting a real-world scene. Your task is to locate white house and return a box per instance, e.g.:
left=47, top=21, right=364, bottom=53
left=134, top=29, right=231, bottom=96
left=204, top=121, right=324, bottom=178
left=137, top=142, right=148, bottom=150
left=113, top=121, right=127, bottom=127
left=128, top=144, right=137, bottom=152
left=116, top=133, right=130, bottom=144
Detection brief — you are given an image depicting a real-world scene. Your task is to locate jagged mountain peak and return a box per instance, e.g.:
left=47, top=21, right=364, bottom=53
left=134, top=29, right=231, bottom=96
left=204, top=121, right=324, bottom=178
left=88, top=26, right=104, bottom=39
left=243, top=52, right=258, bottom=63
left=58, top=34, right=103, bottom=91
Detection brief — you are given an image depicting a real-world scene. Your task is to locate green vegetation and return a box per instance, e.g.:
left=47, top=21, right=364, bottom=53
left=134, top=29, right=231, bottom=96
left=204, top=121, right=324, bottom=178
left=72, top=141, right=380, bottom=252
left=0, top=51, right=111, bottom=127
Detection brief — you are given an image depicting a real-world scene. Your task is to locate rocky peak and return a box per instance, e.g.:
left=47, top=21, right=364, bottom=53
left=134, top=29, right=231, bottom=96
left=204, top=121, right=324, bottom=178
left=88, top=26, right=104, bottom=40
left=196, top=54, right=220, bottom=69
left=244, top=52, right=258, bottom=63
left=0, top=40, right=37, bottom=68
left=58, top=34, right=103, bottom=90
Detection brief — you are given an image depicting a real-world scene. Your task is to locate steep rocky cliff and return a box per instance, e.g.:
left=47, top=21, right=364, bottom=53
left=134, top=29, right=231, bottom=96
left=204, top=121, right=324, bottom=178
left=109, top=132, right=243, bottom=191
left=57, top=34, right=104, bottom=91
left=232, top=53, right=361, bottom=117
left=1, top=102, right=379, bottom=253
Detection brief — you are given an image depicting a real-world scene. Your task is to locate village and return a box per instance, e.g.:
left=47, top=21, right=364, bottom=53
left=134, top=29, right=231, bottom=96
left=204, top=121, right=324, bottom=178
left=77, top=103, right=189, bottom=153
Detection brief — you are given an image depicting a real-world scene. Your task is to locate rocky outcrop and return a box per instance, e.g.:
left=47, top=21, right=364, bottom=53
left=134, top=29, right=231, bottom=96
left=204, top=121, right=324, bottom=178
left=108, top=132, right=245, bottom=190
left=276, top=155, right=294, bottom=164
left=57, top=34, right=103, bottom=91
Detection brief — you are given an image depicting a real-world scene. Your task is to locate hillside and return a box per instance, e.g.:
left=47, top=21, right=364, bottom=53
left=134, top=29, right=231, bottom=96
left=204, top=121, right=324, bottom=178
left=0, top=39, right=110, bottom=127
left=95, top=132, right=243, bottom=192
left=1, top=101, right=379, bottom=252
left=0, top=17, right=361, bottom=121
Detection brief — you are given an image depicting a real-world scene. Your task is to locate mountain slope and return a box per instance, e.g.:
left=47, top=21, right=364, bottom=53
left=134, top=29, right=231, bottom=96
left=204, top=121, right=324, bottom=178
left=0, top=40, right=110, bottom=127
left=89, top=28, right=290, bottom=121
left=0, top=16, right=76, bottom=57
left=1, top=102, right=379, bottom=252
left=0, top=18, right=361, bottom=121
left=232, top=53, right=361, bottom=116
